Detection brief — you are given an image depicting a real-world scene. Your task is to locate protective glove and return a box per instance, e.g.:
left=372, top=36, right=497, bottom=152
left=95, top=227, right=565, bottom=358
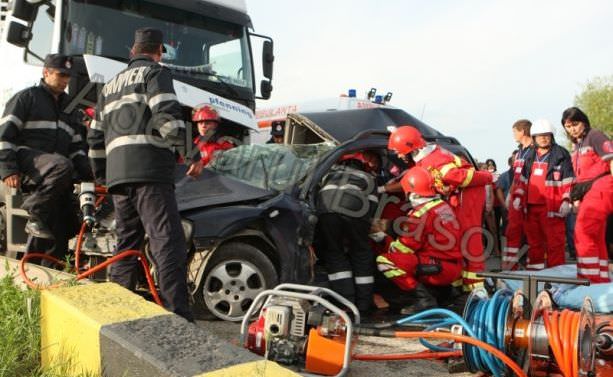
left=369, top=231, right=386, bottom=243
left=512, top=197, right=522, bottom=211
left=558, top=201, right=572, bottom=217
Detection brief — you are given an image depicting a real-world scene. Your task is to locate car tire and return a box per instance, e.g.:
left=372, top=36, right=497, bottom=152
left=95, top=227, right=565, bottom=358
left=194, top=242, right=277, bottom=322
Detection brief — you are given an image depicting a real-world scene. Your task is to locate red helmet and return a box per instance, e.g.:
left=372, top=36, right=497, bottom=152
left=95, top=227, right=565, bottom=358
left=400, top=166, right=436, bottom=196
left=388, top=126, right=426, bottom=155
left=193, top=105, right=220, bottom=122
left=84, top=107, right=95, bottom=120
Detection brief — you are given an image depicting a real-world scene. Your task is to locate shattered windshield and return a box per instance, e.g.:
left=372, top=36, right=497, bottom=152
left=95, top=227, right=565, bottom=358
left=209, top=143, right=335, bottom=191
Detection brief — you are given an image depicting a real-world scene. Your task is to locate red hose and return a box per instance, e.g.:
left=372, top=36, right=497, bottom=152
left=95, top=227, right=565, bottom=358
left=393, top=331, right=527, bottom=377
left=352, top=350, right=461, bottom=361
left=18, top=186, right=163, bottom=307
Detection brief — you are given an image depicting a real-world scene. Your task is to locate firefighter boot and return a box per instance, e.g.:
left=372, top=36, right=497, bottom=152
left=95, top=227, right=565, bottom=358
left=399, top=283, right=437, bottom=315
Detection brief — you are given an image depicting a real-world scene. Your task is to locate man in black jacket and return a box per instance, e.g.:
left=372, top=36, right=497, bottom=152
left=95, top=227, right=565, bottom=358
left=88, top=28, right=202, bottom=321
left=0, top=54, right=92, bottom=263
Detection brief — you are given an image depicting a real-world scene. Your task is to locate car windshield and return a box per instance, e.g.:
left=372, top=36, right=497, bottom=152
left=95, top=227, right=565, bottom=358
left=209, top=143, right=335, bottom=191
left=63, top=0, right=253, bottom=90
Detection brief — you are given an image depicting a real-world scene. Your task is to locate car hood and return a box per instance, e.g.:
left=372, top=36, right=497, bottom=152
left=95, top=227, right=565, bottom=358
left=174, top=167, right=274, bottom=212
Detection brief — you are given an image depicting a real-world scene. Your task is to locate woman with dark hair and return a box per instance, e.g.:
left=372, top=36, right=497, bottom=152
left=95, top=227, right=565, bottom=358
left=562, top=106, right=613, bottom=283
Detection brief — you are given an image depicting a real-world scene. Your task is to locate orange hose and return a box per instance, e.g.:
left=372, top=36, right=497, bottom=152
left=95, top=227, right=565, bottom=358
left=352, top=350, right=461, bottom=361
left=542, top=309, right=581, bottom=377
left=394, top=331, right=527, bottom=377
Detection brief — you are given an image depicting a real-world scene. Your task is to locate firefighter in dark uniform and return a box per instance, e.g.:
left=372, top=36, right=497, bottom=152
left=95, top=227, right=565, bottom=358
left=316, top=152, right=380, bottom=314
left=88, top=28, right=202, bottom=321
left=0, top=54, right=92, bottom=264
left=266, top=120, right=285, bottom=144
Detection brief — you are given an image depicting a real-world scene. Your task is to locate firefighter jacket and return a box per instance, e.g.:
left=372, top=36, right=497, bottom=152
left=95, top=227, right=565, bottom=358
left=0, top=80, right=92, bottom=180
left=88, top=55, right=197, bottom=191
left=195, top=135, right=235, bottom=167
left=571, top=128, right=612, bottom=182
left=413, top=144, right=492, bottom=196
left=388, top=199, right=462, bottom=262
left=513, top=144, right=574, bottom=217
left=317, top=165, right=378, bottom=222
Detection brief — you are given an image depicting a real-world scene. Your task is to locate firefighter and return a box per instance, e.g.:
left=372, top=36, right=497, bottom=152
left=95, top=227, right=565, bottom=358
left=316, top=152, right=379, bottom=314
left=386, top=126, right=493, bottom=292
left=502, top=119, right=533, bottom=270
left=88, top=28, right=202, bottom=321
left=267, top=120, right=285, bottom=144
left=0, top=53, right=92, bottom=265
left=192, top=105, right=236, bottom=166
left=562, top=107, right=613, bottom=283
left=376, top=166, right=463, bottom=313
left=510, top=119, right=573, bottom=270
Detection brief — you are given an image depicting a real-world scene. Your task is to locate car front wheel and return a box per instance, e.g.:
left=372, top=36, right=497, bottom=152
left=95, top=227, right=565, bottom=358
left=197, top=242, right=277, bottom=321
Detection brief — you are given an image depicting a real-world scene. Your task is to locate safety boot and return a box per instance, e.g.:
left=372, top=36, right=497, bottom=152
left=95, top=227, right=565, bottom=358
left=399, top=283, right=437, bottom=315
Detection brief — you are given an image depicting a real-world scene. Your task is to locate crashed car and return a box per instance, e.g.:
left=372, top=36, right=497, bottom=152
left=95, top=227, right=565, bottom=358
left=178, top=107, right=476, bottom=321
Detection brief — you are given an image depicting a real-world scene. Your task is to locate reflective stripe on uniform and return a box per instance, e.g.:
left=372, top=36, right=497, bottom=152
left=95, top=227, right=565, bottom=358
left=526, top=263, right=545, bottom=270
left=106, top=134, right=173, bottom=155
left=383, top=269, right=406, bottom=278
left=328, top=271, right=353, bottom=281
left=578, top=268, right=599, bottom=276
left=577, top=257, right=599, bottom=264
left=439, top=162, right=457, bottom=177
left=58, top=121, right=75, bottom=136
left=413, top=199, right=443, bottom=218
left=390, top=240, right=414, bottom=254
left=0, top=115, right=23, bottom=129
left=158, top=119, right=185, bottom=138
left=376, top=255, right=394, bottom=266
left=24, top=120, right=58, bottom=130
left=355, top=276, right=374, bottom=284
left=148, top=93, right=177, bottom=109
left=88, top=149, right=106, bottom=159
left=72, top=134, right=83, bottom=143
left=0, top=141, right=15, bottom=150
left=463, top=281, right=484, bottom=292
left=502, top=256, right=518, bottom=262
left=69, top=150, right=86, bottom=159
left=459, top=168, right=475, bottom=187
left=451, top=279, right=463, bottom=287
left=601, top=260, right=610, bottom=266
left=100, top=93, right=148, bottom=118
left=462, top=271, right=483, bottom=279
left=90, top=119, right=102, bottom=130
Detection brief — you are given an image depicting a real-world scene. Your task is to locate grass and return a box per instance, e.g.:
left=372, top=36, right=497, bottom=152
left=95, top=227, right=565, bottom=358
left=0, top=268, right=99, bottom=377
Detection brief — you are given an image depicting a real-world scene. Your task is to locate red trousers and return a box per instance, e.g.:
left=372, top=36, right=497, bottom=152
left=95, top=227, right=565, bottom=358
left=502, top=205, right=525, bottom=270
left=576, top=175, right=613, bottom=283
left=524, top=204, right=566, bottom=270
left=376, top=253, right=462, bottom=291
left=454, top=186, right=486, bottom=288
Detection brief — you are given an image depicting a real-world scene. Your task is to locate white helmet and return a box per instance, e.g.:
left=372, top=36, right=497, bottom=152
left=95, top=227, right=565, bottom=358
left=531, top=119, right=555, bottom=136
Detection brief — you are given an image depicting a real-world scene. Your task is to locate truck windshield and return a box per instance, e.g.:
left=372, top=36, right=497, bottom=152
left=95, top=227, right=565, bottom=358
left=62, top=0, right=254, bottom=91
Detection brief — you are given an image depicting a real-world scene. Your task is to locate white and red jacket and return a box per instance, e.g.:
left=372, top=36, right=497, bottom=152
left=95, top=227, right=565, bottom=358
left=571, top=128, right=613, bottom=182
left=413, top=144, right=493, bottom=197
left=195, top=135, right=235, bottom=166
left=513, top=144, right=574, bottom=217
left=388, top=199, right=462, bottom=262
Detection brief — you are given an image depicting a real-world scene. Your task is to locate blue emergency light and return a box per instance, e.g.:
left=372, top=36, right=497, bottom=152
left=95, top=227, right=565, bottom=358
left=348, top=89, right=357, bottom=98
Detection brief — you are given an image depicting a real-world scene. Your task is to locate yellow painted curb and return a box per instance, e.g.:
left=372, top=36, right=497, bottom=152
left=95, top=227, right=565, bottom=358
left=41, top=282, right=169, bottom=376
left=195, top=360, right=302, bottom=377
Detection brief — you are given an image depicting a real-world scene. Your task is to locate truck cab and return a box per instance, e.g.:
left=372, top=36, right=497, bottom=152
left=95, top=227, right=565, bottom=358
left=2, top=0, right=274, bottom=119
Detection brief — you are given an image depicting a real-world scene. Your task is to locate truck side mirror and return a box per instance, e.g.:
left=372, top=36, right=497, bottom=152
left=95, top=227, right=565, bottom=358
left=11, top=0, right=38, bottom=21
left=260, top=79, right=272, bottom=100
left=6, top=21, right=31, bottom=48
left=262, top=40, right=274, bottom=80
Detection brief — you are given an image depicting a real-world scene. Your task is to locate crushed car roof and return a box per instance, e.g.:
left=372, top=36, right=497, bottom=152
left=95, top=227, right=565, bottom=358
left=288, top=107, right=445, bottom=144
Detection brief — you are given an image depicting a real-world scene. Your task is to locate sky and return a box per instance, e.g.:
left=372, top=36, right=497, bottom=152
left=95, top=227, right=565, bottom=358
left=247, top=0, right=613, bottom=169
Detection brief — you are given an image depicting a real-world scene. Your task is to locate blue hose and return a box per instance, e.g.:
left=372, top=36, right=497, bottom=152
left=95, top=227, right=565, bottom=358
left=394, top=289, right=513, bottom=377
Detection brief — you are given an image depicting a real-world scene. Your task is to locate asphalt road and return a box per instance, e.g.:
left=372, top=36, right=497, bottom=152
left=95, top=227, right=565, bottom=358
left=196, top=319, right=475, bottom=377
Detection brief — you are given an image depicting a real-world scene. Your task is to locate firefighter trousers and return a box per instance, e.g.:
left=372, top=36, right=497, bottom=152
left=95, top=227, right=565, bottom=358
left=524, top=204, right=566, bottom=270
left=455, top=186, right=486, bottom=290
left=502, top=205, right=525, bottom=270
left=111, top=182, right=192, bottom=321
left=376, top=252, right=462, bottom=291
left=18, top=149, right=79, bottom=265
left=317, top=213, right=374, bottom=312
left=575, top=175, right=613, bottom=283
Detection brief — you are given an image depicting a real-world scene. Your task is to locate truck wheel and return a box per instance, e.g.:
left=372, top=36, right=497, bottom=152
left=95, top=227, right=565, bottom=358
left=196, top=242, right=277, bottom=322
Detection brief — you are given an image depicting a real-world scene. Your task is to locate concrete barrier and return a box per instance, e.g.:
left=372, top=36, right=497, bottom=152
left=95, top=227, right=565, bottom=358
left=40, top=282, right=300, bottom=377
